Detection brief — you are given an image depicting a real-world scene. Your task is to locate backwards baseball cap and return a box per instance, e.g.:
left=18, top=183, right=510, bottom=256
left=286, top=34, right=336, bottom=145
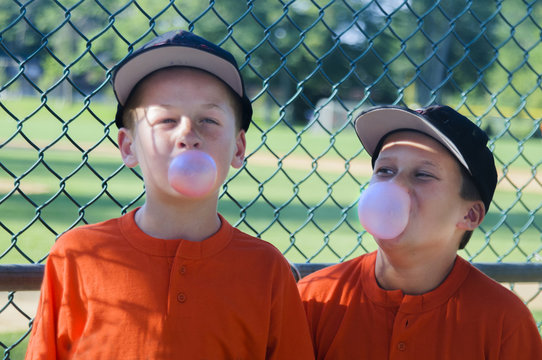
left=354, top=105, right=497, bottom=212
left=112, top=30, right=252, bottom=131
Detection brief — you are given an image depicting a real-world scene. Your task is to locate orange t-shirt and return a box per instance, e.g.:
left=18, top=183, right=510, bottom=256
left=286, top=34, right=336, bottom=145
left=298, top=251, right=542, bottom=360
left=26, top=209, right=314, bottom=359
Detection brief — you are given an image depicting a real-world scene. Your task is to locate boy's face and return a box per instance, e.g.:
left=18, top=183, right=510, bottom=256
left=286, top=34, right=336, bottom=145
left=117, top=67, right=246, bottom=202
left=370, top=131, right=483, bottom=252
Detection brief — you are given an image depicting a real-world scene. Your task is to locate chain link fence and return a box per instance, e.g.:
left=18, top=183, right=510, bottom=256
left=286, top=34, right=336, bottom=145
left=1, top=0, right=542, bottom=357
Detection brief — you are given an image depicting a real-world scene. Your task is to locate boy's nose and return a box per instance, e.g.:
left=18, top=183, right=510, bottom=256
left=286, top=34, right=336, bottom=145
left=390, top=173, right=411, bottom=192
left=176, top=117, right=201, bottom=149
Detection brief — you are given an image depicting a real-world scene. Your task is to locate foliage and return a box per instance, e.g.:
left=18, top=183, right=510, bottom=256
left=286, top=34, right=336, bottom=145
left=1, top=0, right=540, bottom=125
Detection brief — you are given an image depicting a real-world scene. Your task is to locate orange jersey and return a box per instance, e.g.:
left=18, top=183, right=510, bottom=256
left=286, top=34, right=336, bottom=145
left=27, top=209, right=314, bottom=359
left=298, top=251, right=542, bottom=360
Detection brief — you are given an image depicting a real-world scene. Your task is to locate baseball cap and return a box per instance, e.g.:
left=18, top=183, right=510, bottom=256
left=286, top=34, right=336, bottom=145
left=354, top=105, right=497, bottom=211
left=112, top=30, right=252, bottom=131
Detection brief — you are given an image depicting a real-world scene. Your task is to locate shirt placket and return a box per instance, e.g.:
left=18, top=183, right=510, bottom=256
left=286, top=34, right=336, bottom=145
left=389, top=310, right=414, bottom=359
left=167, top=254, right=196, bottom=319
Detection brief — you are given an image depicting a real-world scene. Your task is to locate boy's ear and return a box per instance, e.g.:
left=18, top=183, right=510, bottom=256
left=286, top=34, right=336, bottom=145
left=118, top=128, right=139, bottom=168
left=457, top=201, right=485, bottom=231
left=231, top=130, right=246, bottom=169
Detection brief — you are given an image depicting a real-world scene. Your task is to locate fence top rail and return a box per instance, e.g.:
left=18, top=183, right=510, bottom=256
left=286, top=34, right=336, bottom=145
left=1, top=263, right=542, bottom=291
left=294, top=263, right=542, bottom=283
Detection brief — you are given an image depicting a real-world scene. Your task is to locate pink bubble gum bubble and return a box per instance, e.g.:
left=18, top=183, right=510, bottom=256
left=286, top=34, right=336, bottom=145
left=357, top=181, right=410, bottom=239
left=168, top=150, right=217, bottom=198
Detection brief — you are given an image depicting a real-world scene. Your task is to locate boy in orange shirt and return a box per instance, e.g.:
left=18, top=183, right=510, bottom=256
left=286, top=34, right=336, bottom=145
left=298, top=105, right=542, bottom=359
left=26, top=30, right=314, bottom=359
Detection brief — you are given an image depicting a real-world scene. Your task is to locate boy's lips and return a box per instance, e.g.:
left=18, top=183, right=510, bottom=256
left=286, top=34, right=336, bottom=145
left=168, top=150, right=217, bottom=197
left=358, top=181, right=410, bottom=240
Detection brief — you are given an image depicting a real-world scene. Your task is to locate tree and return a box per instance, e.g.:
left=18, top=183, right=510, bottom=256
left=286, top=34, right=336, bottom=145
left=2, top=0, right=541, bottom=127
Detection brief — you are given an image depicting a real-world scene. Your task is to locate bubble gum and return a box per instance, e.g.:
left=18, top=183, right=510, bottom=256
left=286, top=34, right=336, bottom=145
left=357, top=181, right=410, bottom=239
left=168, top=150, right=217, bottom=198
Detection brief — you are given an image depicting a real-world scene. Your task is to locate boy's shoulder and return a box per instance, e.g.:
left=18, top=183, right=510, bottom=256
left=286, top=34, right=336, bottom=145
left=180, top=220, right=298, bottom=281
left=228, top=226, right=291, bottom=263
left=459, top=257, right=531, bottom=310
left=297, top=253, right=372, bottom=301
left=299, top=253, right=371, bottom=283
left=51, top=213, right=127, bottom=254
left=454, top=257, right=540, bottom=337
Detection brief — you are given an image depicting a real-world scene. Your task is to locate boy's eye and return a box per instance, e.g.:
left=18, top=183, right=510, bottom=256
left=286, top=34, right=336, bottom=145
left=415, top=171, right=436, bottom=179
left=147, top=115, right=177, bottom=126
left=375, top=167, right=394, bottom=176
left=202, top=117, right=219, bottom=125
left=144, top=107, right=178, bottom=125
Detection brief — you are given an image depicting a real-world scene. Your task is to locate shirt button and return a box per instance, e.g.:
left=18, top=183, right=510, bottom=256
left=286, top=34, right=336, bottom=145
left=179, top=265, right=186, bottom=275
left=397, top=342, right=407, bottom=351
left=177, top=292, right=187, bottom=303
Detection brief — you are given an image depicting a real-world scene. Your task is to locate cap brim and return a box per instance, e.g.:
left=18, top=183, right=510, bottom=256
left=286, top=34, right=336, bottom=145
left=113, top=46, right=244, bottom=106
left=354, top=106, right=470, bottom=171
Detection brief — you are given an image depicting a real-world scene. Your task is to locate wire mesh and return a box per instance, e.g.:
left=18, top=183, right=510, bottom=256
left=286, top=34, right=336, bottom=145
left=1, top=0, right=542, bottom=357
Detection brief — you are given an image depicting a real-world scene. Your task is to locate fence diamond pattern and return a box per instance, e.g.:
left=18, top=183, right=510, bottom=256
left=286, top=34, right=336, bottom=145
left=1, top=0, right=541, bottom=357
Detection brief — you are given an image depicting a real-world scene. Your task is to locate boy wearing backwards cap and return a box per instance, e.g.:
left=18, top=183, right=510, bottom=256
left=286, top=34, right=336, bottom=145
left=26, top=30, right=314, bottom=359
left=297, top=105, right=542, bottom=359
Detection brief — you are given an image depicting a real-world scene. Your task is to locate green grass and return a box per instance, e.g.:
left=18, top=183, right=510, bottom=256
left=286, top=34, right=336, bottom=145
left=1, top=97, right=542, bottom=264
left=1, top=331, right=30, bottom=360
left=1, top=96, right=542, bottom=354
left=2, top=138, right=541, bottom=264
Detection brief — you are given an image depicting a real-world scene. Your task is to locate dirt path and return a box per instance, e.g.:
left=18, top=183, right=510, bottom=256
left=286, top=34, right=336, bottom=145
left=1, top=144, right=541, bottom=332
left=247, top=152, right=542, bottom=193
left=3, top=140, right=542, bottom=193
left=0, top=291, right=39, bottom=332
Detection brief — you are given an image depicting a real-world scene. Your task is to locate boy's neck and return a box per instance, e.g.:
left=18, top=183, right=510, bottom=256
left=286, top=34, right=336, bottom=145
left=134, top=199, right=221, bottom=242
left=374, top=247, right=458, bottom=295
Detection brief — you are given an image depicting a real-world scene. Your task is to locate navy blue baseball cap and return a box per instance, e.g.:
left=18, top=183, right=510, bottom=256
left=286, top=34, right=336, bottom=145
left=112, top=30, right=252, bottom=131
left=354, top=105, right=498, bottom=212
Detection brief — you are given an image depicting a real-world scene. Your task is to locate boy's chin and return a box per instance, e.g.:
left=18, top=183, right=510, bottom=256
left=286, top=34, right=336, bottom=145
left=374, top=231, right=409, bottom=248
